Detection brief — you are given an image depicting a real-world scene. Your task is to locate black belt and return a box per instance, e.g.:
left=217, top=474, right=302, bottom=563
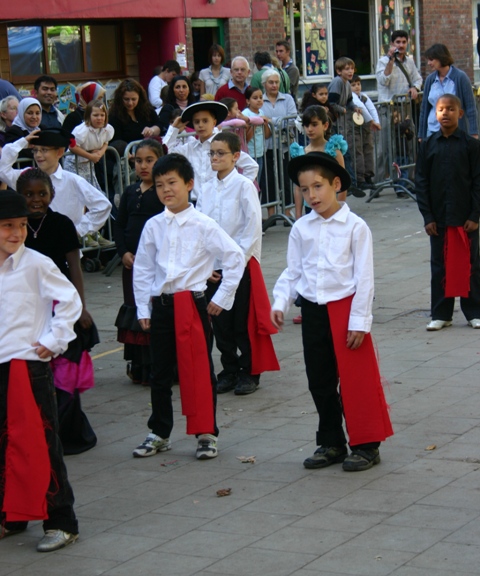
left=154, top=291, right=205, bottom=306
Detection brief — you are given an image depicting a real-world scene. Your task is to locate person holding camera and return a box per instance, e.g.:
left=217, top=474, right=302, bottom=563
left=376, top=30, right=422, bottom=103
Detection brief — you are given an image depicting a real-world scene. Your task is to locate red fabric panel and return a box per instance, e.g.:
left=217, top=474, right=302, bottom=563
left=174, top=292, right=214, bottom=435
left=3, top=360, right=51, bottom=522
left=247, top=258, right=280, bottom=374
left=326, top=296, right=394, bottom=446
left=444, top=226, right=471, bottom=298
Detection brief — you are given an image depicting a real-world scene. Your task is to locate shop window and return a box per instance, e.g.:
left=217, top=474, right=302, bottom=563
left=7, top=23, right=123, bottom=82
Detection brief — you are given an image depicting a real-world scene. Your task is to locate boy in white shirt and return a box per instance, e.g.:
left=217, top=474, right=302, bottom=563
left=350, top=75, right=381, bottom=190
left=132, top=153, right=244, bottom=460
left=198, top=132, right=278, bottom=396
left=271, top=152, right=393, bottom=472
left=162, top=101, right=258, bottom=202
left=0, top=129, right=111, bottom=240
left=0, top=191, right=82, bottom=552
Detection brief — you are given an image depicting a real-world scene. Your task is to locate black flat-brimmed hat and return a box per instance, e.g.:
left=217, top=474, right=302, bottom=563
left=0, top=190, right=30, bottom=219
left=181, top=101, right=228, bottom=127
left=33, top=129, right=71, bottom=148
left=288, top=151, right=351, bottom=191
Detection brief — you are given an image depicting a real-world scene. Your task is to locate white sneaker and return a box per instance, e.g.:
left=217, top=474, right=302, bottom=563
left=196, top=434, right=218, bottom=460
left=37, top=529, right=78, bottom=552
left=96, top=234, right=115, bottom=248
left=133, top=434, right=171, bottom=457
left=83, top=234, right=99, bottom=248
left=468, top=319, right=480, bottom=329
left=426, top=320, right=452, bottom=331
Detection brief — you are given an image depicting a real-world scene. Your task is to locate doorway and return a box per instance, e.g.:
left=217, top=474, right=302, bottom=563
left=191, top=19, right=224, bottom=72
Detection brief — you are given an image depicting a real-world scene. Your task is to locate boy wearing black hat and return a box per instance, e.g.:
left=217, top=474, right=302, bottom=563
left=162, top=101, right=258, bottom=202
left=0, top=130, right=111, bottom=239
left=271, top=152, right=393, bottom=472
left=0, top=191, right=82, bottom=551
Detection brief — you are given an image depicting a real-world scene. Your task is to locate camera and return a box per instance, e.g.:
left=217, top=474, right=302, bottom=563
left=393, top=49, right=400, bottom=56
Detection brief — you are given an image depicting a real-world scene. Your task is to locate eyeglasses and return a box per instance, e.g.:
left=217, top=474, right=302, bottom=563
left=207, top=151, right=233, bottom=158
left=31, top=147, right=56, bottom=155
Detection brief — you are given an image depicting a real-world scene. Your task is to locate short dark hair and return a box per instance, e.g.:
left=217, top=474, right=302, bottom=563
left=152, top=153, right=194, bottom=183
left=254, top=51, right=271, bottom=67
left=436, top=93, right=462, bottom=110
left=276, top=40, right=291, bottom=53
left=208, top=44, right=225, bottom=65
left=424, top=43, right=454, bottom=67
left=34, top=75, right=57, bottom=91
left=211, top=131, right=241, bottom=154
left=16, top=168, right=55, bottom=200
left=351, top=74, right=361, bottom=84
left=162, top=60, right=181, bottom=74
left=297, top=164, right=336, bottom=186
left=391, top=30, right=408, bottom=42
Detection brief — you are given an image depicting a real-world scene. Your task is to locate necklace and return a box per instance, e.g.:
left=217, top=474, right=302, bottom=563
left=27, top=214, right=47, bottom=238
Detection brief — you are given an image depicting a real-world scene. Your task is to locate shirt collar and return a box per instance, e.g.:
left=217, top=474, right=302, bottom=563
left=50, top=164, right=63, bottom=180
left=283, top=59, right=293, bottom=69
left=164, top=203, right=195, bottom=225
left=217, top=168, right=238, bottom=185
left=227, top=80, right=249, bottom=93
left=435, top=127, right=462, bottom=140
left=312, top=202, right=350, bottom=222
left=2, top=243, right=26, bottom=271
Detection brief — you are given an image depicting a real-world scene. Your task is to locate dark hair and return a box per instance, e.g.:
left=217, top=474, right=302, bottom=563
left=275, top=40, right=291, bottom=53
left=302, top=105, right=329, bottom=126
left=160, top=85, right=169, bottom=102
left=190, top=71, right=200, bottom=84
left=134, top=138, right=164, bottom=158
left=162, top=60, right=181, bottom=74
left=297, top=164, right=336, bottom=185
left=351, top=74, right=361, bottom=84
left=208, top=44, right=225, bottom=65
left=34, top=75, right=57, bottom=91
left=437, top=93, right=462, bottom=109
left=424, top=43, right=454, bottom=67
left=220, top=97, right=238, bottom=112
left=165, top=75, right=195, bottom=107
left=245, top=86, right=263, bottom=100
left=109, top=78, right=154, bottom=124
left=334, top=57, right=355, bottom=72
left=152, top=153, right=194, bottom=183
left=170, top=108, right=183, bottom=122
left=212, top=131, right=241, bottom=154
left=391, top=29, right=408, bottom=42
left=16, top=168, right=55, bottom=200
left=254, top=51, right=271, bottom=68
left=299, top=83, right=328, bottom=113
left=84, top=99, right=108, bottom=127
left=152, top=65, right=162, bottom=76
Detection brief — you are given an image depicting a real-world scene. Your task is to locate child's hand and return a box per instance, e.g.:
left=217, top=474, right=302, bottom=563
left=207, top=302, right=223, bottom=316
left=372, top=122, right=381, bottom=131
left=122, top=252, right=135, bottom=269
left=79, top=308, right=93, bottom=330
left=464, top=220, right=479, bottom=233
left=425, top=222, right=438, bottom=236
left=89, top=150, right=103, bottom=163
left=33, top=342, right=54, bottom=359
left=208, top=270, right=222, bottom=283
left=139, top=318, right=151, bottom=331
left=26, top=130, right=41, bottom=144
left=172, top=116, right=188, bottom=131
left=354, top=107, right=363, bottom=115
left=142, top=126, right=159, bottom=138
left=270, top=310, right=284, bottom=330
left=346, top=331, right=365, bottom=350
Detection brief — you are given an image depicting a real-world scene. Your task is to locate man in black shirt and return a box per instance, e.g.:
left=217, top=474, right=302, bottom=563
left=415, top=94, right=480, bottom=331
left=33, top=75, right=64, bottom=130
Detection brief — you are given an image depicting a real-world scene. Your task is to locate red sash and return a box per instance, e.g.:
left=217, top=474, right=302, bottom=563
left=326, top=296, right=394, bottom=446
left=444, top=226, right=471, bottom=298
left=3, top=360, right=51, bottom=522
left=247, top=258, right=280, bottom=374
left=174, top=292, right=215, bottom=435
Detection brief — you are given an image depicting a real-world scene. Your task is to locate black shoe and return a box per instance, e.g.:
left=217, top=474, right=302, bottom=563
left=303, top=445, right=347, bottom=469
left=358, top=182, right=371, bottom=191
left=234, top=373, right=259, bottom=395
left=395, top=191, right=408, bottom=199
left=342, top=448, right=380, bottom=472
left=216, top=373, right=237, bottom=394
left=347, top=187, right=367, bottom=198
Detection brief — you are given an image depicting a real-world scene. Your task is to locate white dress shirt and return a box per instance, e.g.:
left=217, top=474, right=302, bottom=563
left=0, top=245, right=82, bottom=363
left=134, top=204, right=245, bottom=319
left=196, top=168, right=262, bottom=270
left=162, top=126, right=259, bottom=200
left=272, top=203, right=374, bottom=332
left=148, top=75, right=167, bottom=111
left=0, top=138, right=112, bottom=237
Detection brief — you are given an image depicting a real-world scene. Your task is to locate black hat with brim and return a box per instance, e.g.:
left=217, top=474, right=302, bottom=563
left=33, top=129, right=70, bottom=148
left=288, top=151, right=351, bottom=191
left=0, top=190, right=30, bottom=219
left=181, top=102, right=229, bottom=127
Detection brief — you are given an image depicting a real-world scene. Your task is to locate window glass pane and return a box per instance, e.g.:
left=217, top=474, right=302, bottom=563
left=304, top=0, right=329, bottom=76
left=400, top=0, right=416, bottom=59
left=332, top=0, right=371, bottom=74
left=86, top=25, right=120, bottom=72
left=47, top=25, right=83, bottom=74
left=284, top=1, right=303, bottom=75
left=378, top=0, right=395, bottom=56
left=7, top=26, right=44, bottom=76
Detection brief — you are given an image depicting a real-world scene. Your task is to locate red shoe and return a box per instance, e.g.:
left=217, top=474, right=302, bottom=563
left=293, top=314, right=302, bottom=324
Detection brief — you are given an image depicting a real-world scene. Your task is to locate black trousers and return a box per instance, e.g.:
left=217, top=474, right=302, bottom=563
left=301, top=298, right=379, bottom=450
left=430, top=227, right=480, bottom=321
left=206, top=268, right=252, bottom=377
left=0, top=361, right=78, bottom=535
left=148, top=294, right=218, bottom=438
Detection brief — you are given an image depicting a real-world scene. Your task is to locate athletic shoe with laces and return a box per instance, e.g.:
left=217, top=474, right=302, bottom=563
left=303, top=445, right=348, bottom=469
left=37, top=529, right=78, bottom=552
left=196, top=434, right=218, bottom=460
left=132, top=433, right=171, bottom=458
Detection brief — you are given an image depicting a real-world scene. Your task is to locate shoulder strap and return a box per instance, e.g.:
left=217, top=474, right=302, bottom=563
left=394, top=57, right=413, bottom=89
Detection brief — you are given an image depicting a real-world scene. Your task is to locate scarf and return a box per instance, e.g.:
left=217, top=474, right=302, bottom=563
left=11, top=97, right=42, bottom=133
